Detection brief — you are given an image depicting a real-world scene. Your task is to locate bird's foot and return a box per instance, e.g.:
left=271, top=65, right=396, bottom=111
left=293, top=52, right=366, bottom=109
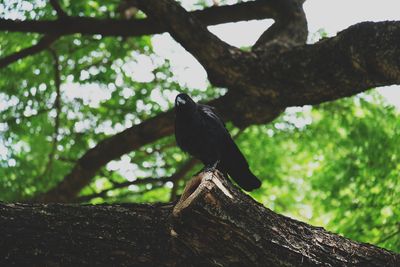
left=203, top=160, right=220, bottom=173
left=203, top=166, right=214, bottom=173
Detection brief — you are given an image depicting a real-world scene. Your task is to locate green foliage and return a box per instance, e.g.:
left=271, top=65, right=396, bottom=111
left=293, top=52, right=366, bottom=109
left=243, top=94, right=400, bottom=252
left=0, top=0, right=398, bottom=253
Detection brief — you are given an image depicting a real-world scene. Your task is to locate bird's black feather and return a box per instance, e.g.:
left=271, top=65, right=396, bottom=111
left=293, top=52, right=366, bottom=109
left=174, top=93, right=261, bottom=191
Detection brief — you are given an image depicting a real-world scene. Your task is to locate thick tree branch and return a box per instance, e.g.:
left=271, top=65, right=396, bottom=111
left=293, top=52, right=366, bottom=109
left=253, top=0, right=308, bottom=54
left=172, top=171, right=399, bottom=266
left=135, top=0, right=308, bottom=88
left=1, top=172, right=398, bottom=266
left=260, top=21, right=400, bottom=107
left=204, top=21, right=400, bottom=126
left=0, top=35, right=58, bottom=68
left=0, top=1, right=277, bottom=37
left=134, top=0, right=245, bottom=86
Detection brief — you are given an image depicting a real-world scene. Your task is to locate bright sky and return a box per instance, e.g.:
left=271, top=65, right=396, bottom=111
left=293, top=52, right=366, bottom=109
left=152, top=0, right=400, bottom=108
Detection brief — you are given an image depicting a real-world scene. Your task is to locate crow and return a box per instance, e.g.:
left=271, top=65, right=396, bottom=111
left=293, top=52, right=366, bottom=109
left=174, top=93, right=261, bottom=191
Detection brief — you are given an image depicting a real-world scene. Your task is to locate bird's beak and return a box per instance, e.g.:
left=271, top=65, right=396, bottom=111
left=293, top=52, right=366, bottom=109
left=176, top=96, right=186, bottom=106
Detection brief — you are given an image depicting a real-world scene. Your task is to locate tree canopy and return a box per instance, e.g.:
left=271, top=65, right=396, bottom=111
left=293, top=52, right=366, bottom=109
left=0, top=0, right=399, bottom=255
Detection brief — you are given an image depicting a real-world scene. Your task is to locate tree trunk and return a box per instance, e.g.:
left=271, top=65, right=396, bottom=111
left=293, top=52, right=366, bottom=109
left=1, top=171, right=398, bottom=267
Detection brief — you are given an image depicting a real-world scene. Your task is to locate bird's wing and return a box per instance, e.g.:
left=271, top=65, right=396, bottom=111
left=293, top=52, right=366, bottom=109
left=198, top=104, right=227, bottom=130
left=197, top=104, right=233, bottom=158
left=198, top=104, right=249, bottom=165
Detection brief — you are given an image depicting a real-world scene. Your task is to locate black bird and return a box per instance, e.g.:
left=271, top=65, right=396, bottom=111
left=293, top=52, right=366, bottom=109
left=174, top=93, right=261, bottom=191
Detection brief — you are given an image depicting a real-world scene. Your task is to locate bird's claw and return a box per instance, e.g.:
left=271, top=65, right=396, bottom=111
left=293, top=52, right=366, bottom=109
left=203, top=166, right=215, bottom=173
left=203, top=160, right=220, bottom=173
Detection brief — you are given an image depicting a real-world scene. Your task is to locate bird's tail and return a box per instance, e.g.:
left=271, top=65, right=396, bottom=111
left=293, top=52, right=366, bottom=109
left=220, top=136, right=262, bottom=191
left=228, top=167, right=261, bottom=191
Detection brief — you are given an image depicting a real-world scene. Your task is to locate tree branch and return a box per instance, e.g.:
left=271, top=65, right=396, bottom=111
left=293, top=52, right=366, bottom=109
left=171, top=171, right=399, bottom=266
left=259, top=21, right=400, bottom=107
left=49, top=0, right=68, bottom=18
left=0, top=1, right=277, bottom=37
left=201, top=21, right=400, bottom=127
left=0, top=35, right=58, bottom=68
left=134, top=0, right=244, bottom=86
left=1, top=172, right=398, bottom=266
left=253, top=0, right=308, bottom=54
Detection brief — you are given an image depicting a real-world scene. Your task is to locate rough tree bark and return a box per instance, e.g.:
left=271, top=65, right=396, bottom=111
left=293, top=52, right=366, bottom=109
left=1, top=171, right=398, bottom=266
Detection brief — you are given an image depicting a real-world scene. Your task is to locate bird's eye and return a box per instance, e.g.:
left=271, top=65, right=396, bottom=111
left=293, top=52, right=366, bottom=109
left=176, top=96, right=186, bottom=106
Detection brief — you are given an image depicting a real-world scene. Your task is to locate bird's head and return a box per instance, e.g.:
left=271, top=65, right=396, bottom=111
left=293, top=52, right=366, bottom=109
left=175, top=93, right=196, bottom=113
